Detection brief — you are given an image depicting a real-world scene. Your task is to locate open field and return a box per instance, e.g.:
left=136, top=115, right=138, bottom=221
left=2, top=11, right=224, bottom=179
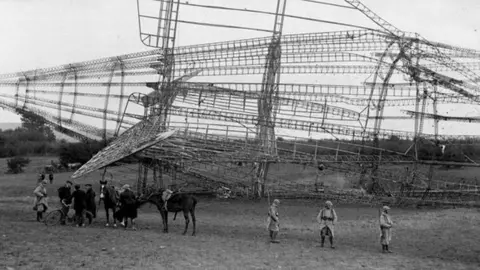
left=2, top=156, right=479, bottom=189
left=1, top=157, right=480, bottom=269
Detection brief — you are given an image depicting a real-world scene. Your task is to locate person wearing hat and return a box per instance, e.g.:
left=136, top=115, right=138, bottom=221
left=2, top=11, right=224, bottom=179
left=71, top=184, right=87, bottom=227
left=119, top=184, right=138, bottom=230
left=85, top=184, right=97, bottom=223
left=33, top=179, right=49, bottom=222
left=48, top=173, right=54, bottom=184
left=316, top=200, right=337, bottom=248
left=379, top=206, right=393, bottom=253
left=57, top=180, right=73, bottom=225
left=267, top=199, right=281, bottom=243
left=37, top=173, right=45, bottom=183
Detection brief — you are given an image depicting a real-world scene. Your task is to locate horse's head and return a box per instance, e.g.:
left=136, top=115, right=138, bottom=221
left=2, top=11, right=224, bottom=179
left=99, top=181, right=118, bottom=201
left=99, top=180, right=108, bottom=200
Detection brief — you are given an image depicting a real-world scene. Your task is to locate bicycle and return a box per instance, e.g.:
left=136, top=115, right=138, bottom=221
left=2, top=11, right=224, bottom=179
left=43, top=205, right=76, bottom=226
left=43, top=202, right=95, bottom=227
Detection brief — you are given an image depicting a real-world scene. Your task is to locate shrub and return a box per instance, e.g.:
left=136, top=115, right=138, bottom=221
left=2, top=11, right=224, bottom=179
left=6, top=156, right=31, bottom=174
left=58, top=141, right=105, bottom=167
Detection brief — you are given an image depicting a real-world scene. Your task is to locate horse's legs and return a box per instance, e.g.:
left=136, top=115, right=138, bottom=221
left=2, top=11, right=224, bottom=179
left=182, top=210, right=190, bottom=235
left=190, top=209, right=196, bottom=236
left=112, top=206, right=117, bottom=227
left=159, top=210, right=167, bottom=233
left=105, top=207, right=110, bottom=226
left=165, top=212, right=169, bottom=233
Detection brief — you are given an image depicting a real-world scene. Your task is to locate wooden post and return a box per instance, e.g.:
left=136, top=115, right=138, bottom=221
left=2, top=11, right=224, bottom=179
left=159, top=160, right=164, bottom=189
left=172, top=163, right=177, bottom=185
left=205, top=125, right=209, bottom=146
left=142, top=162, right=148, bottom=194
left=136, top=162, right=142, bottom=194
left=153, top=160, right=158, bottom=189
left=293, top=138, right=297, bottom=158
left=335, top=143, right=339, bottom=161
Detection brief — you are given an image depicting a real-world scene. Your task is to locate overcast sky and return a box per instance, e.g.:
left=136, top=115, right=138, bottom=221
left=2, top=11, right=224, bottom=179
left=0, top=0, right=479, bottom=134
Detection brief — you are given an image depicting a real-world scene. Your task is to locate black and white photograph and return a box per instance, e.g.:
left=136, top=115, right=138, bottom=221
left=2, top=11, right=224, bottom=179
left=0, top=0, right=479, bottom=269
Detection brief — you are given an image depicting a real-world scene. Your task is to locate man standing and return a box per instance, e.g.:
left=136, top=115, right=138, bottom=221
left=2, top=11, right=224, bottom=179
left=57, top=180, right=72, bottom=225
left=267, top=199, right=280, bottom=243
left=119, top=184, right=138, bottom=230
left=316, top=200, right=337, bottom=249
left=85, top=184, right=96, bottom=224
left=380, top=206, right=393, bottom=253
left=71, top=184, right=87, bottom=227
left=33, top=180, right=49, bottom=222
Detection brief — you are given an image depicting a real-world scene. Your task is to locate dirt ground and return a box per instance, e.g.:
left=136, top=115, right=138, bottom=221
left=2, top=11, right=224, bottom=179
left=1, top=159, right=480, bottom=269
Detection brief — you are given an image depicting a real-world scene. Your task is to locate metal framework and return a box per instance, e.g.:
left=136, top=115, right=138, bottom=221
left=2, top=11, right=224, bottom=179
left=1, top=0, right=480, bottom=202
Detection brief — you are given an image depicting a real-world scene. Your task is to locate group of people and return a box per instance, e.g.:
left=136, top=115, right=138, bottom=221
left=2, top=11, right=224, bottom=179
left=34, top=179, right=395, bottom=253
left=58, top=180, right=97, bottom=227
left=267, top=200, right=394, bottom=253
left=34, top=178, right=175, bottom=230
left=33, top=180, right=96, bottom=227
left=115, top=184, right=174, bottom=229
left=37, top=172, right=54, bottom=184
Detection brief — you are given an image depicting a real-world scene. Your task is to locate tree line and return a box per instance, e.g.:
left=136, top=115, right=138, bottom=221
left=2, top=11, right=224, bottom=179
left=2, top=111, right=478, bottom=173
left=0, top=112, right=105, bottom=172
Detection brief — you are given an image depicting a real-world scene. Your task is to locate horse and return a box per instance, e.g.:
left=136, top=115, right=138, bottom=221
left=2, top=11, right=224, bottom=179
left=98, top=180, right=119, bottom=227
left=139, top=189, right=197, bottom=236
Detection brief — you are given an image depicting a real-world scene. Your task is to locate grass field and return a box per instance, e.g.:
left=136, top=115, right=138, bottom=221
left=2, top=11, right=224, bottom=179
left=1, top=157, right=480, bottom=269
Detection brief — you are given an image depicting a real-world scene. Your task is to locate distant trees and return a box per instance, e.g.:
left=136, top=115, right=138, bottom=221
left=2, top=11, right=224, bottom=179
left=20, top=110, right=56, bottom=142
left=58, top=140, right=105, bottom=167
left=0, top=111, right=57, bottom=158
left=2, top=109, right=480, bottom=174
left=6, top=156, right=31, bottom=174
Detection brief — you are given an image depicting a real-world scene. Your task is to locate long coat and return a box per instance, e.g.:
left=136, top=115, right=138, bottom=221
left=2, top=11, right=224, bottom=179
left=33, top=184, right=48, bottom=211
left=267, top=205, right=280, bottom=232
left=85, top=189, right=96, bottom=217
left=71, top=189, right=87, bottom=212
left=380, top=212, right=393, bottom=245
left=57, top=186, right=72, bottom=205
left=317, top=208, right=337, bottom=237
left=119, top=189, right=137, bottom=219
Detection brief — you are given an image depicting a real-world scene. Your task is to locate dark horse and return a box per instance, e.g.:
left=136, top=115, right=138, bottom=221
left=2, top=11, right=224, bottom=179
left=139, top=189, right=197, bottom=235
left=99, top=180, right=119, bottom=227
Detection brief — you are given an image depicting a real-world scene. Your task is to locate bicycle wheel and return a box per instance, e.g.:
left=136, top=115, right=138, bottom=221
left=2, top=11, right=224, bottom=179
left=44, top=210, right=63, bottom=226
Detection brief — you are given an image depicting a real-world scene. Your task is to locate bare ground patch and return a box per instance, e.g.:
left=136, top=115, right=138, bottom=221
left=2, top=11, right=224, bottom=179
left=1, top=198, right=480, bottom=270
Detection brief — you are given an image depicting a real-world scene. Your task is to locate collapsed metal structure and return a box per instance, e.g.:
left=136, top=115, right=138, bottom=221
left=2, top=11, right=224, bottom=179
left=1, top=0, right=480, bottom=201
